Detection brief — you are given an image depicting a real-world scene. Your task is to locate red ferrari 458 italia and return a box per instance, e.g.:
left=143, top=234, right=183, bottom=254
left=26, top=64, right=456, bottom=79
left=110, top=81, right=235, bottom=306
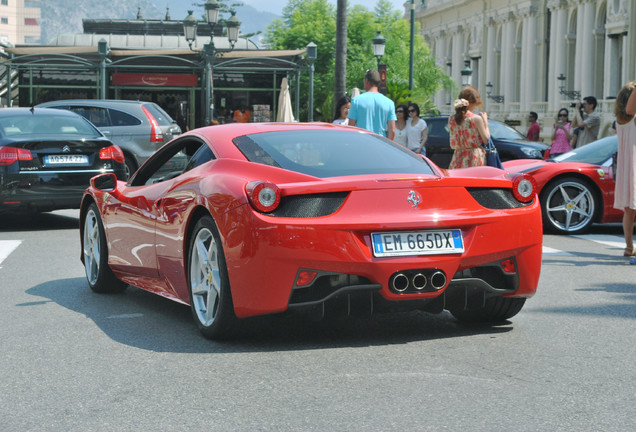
left=503, top=135, right=619, bottom=235
left=79, top=123, right=542, bottom=339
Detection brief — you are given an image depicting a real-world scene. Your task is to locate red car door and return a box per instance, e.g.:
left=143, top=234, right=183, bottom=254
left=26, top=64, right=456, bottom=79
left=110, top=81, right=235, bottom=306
left=102, top=181, right=175, bottom=280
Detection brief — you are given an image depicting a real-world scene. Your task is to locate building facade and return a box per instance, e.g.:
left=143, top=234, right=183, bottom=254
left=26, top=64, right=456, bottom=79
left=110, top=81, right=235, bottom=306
left=415, top=0, right=634, bottom=139
left=0, top=0, right=41, bottom=45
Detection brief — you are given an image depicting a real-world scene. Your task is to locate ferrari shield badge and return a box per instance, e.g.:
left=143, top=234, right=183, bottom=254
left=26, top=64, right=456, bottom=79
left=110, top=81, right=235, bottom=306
left=407, top=190, right=421, bottom=208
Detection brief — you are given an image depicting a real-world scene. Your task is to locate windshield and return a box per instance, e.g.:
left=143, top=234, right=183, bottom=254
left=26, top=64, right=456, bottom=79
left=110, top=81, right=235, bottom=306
left=0, top=113, right=102, bottom=139
left=552, top=136, right=617, bottom=165
left=234, top=130, right=436, bottom=178
left=489, top=121, right=525, bottom=140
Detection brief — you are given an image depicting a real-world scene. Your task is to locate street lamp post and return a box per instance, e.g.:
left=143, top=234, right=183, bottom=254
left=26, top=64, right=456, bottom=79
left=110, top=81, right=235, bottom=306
left=183, top=0, right=241, bottom=126
left=97, top=38, right=109, bottom=99
left=306, top=42, right=317, bottom=122
left=557, top=74, right=581, bottom=100
left=485, top=81, right=505, bottom=103
left=460, top=60, right=472, bottom=87
left=372, top=31, right=386, bottom=70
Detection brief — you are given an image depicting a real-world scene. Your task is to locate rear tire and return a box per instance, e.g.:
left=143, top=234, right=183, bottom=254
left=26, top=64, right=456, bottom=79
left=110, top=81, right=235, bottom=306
left=123, top=157, right=137, bottom=181
left=83, top=204, right=127, bottom=293
left=187, top=215, right=237, bottom=339
left=449, top=297, right=526, bottom=323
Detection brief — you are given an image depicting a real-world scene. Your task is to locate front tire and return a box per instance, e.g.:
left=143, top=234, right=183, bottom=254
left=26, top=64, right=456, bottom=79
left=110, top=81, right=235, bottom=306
left=83, top=203, right=127, bottom=293
left=449, top=297, right=526, bottom=323
left=541, top=177, right=598, bottom=234
left=187, top=216, right=237, bottom=339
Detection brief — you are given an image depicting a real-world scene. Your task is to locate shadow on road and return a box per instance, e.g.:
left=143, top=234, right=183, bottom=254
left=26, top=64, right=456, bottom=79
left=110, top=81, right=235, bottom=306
left=24, top=277, right=515, bottom=353
left=0, top=211, right=79, bottom=232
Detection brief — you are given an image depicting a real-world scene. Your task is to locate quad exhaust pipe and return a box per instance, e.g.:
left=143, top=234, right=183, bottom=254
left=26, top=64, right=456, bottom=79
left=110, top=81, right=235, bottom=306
left=390, top=270, right=447, bottom=293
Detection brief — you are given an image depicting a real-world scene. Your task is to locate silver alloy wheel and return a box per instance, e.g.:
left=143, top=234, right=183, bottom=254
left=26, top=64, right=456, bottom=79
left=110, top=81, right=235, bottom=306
left=545, top=180, right=595, bottom=233
left=189, top=227, right=221, bottom=327
left=83, top=208, right=101, bottom=285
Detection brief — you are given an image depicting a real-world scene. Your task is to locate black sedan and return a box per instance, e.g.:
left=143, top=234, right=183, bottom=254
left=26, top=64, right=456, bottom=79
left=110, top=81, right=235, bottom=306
left=0, top=108, right=126, bottom=214
left=422, top=116, right=549, bottom=168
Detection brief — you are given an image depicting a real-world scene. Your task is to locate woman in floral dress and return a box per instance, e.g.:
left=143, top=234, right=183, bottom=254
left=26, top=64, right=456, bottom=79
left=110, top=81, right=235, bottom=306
left=448, top=86, right=490, bottom=169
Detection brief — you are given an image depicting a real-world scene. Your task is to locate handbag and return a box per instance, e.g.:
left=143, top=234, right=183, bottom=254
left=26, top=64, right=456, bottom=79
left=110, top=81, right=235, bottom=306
left=484, top=137, right=503, bottom=169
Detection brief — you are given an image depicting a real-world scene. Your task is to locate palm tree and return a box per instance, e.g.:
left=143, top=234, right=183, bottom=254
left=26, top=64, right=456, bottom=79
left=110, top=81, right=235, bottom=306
left=334, top=0, right=347, bottom=120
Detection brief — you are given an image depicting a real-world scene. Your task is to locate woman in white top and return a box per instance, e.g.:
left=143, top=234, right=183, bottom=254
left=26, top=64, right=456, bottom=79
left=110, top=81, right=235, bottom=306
left=333, top=96, right=351, bottom=125
left=406, top=102, right=428, bottom=154
left=613, top=82, right=636, bottom=257
left=393, top=104, right=408, bottom=146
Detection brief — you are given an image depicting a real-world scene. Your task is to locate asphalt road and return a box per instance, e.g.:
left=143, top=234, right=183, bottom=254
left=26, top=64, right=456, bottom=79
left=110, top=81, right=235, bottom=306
left=0, top=210, right=634, bottom=431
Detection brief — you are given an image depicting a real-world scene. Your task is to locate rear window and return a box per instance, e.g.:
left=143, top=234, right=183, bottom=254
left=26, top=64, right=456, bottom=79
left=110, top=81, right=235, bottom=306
left=108, top=108, right=142, bottom=126
left=0, top=113, right=102, bottom=138
left=234, top=130, right=436, bottom=178
left=142, top=103, right=174, bottom=126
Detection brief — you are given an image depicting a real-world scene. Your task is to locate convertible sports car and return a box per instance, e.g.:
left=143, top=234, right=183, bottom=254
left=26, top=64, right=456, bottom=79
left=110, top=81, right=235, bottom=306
left=80, top=123, right=542, bottom=339
left=503, top=135, right=619, bottom=234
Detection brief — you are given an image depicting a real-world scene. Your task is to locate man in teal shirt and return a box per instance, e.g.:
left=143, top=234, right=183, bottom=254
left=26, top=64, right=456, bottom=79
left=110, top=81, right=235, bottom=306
left=347, top=70, right=396, bottom=139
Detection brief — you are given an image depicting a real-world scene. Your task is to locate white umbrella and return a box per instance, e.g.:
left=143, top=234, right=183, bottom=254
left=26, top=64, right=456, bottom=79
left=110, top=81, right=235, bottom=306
left=276, top=77, right=295, bottom=122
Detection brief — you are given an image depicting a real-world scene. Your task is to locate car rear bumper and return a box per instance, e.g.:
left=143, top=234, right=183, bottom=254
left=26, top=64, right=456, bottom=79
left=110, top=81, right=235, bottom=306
left=221, top=201, right=543, bottom=318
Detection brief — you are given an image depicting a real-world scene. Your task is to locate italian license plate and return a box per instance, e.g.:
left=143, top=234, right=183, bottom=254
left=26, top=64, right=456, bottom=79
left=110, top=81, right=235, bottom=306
left=43, top=154, right=89, bottom=165
left=371, top=229, right=464, bottom=257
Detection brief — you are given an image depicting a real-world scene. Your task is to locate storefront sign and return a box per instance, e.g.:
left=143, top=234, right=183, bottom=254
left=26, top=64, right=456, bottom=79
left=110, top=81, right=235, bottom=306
left=112, top=73, right=198, bottom=87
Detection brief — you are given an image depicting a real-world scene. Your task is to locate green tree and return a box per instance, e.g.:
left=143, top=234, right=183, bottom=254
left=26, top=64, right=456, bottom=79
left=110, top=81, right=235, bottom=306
left=264, top=0, right=451, bottom=121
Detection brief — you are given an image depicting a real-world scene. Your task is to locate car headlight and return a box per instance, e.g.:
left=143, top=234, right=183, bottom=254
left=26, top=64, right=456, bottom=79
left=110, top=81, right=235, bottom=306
left=520, top=147, right=543, bottom=158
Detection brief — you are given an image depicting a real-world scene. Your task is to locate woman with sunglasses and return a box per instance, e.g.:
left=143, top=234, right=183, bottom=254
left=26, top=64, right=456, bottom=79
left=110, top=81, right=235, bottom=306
left=393, top=104, right=408, bottom=147
left=406, top=102, right=428, bottom=155
left=549, top=108, right=573, bottom=157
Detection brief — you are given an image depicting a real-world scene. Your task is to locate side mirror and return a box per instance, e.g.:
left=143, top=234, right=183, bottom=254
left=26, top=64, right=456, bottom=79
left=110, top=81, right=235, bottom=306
left=91, top=173, right=118, bottom=191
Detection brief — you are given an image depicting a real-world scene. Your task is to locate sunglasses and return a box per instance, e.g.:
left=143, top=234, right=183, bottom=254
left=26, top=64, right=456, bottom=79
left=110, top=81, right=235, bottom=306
left=408, top=109, right=416, bottom=113
left=396, top=110, right=404, bottom=113
left=558, top=114, right=567, bottom=117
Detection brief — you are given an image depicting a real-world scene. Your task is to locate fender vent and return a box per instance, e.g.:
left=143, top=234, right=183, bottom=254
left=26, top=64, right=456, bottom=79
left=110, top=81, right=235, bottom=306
left=466, top=188, right=532, bottom=209
left=268, top=192, right=349, bottom=217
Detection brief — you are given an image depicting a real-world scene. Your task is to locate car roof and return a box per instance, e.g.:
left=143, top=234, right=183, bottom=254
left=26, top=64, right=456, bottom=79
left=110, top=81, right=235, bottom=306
left=37, top=100, right=153, bottom=107
left=0, top=107, right=86, bottom=117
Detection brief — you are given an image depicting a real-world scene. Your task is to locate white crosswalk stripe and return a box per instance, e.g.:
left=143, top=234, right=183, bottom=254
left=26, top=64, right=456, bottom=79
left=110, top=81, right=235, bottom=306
left=571, top=234, right=625, bottom=249
left=543, top=233, right=625, bottom=256
left=542, top=246, right=574, bottom=256
left=0, top=235, right=627, bottom=267
left=0, top=240, right=21, bottom=267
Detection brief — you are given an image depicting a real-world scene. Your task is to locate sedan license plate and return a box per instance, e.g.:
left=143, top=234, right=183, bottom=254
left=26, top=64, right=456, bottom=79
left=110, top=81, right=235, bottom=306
left=43, top=154, right=89, bottom=166
left=371, top=229, right=464, bottom=257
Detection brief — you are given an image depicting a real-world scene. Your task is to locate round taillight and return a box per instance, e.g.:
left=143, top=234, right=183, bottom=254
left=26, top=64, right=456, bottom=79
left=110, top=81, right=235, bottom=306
left=246, top=181, right=281, bottom=213
left=512, top=174, right=537, bottom=203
